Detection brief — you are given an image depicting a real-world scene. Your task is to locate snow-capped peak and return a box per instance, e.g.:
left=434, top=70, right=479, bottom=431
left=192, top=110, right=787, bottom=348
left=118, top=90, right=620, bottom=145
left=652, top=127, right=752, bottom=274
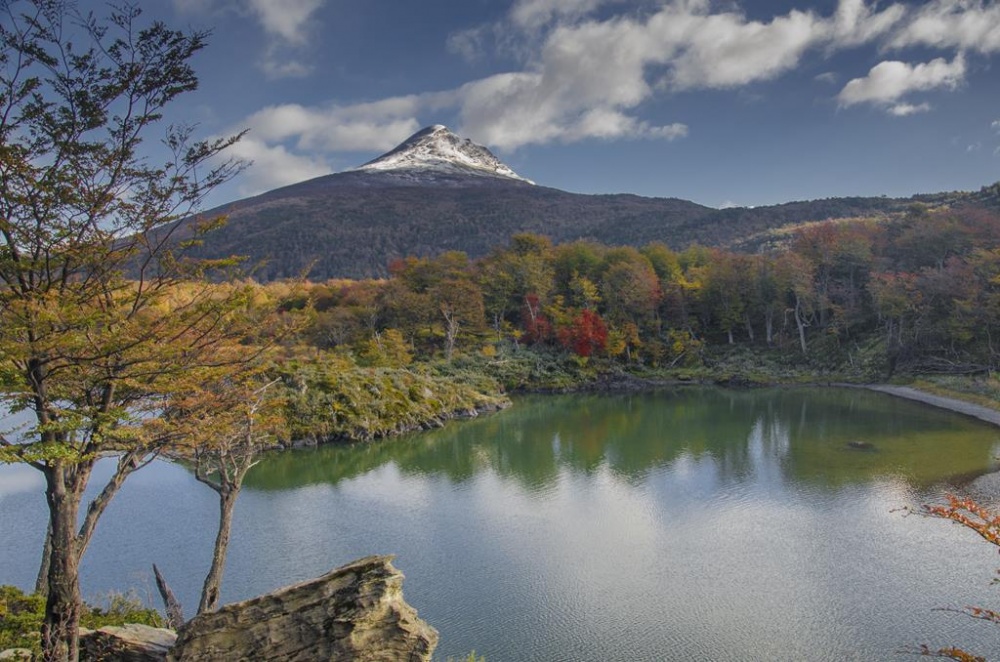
left=353, top=125, right=534, bottom=184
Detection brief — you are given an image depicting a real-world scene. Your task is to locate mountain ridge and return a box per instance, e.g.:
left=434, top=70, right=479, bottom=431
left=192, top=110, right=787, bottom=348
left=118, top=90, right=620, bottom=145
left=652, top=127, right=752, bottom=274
left=174, top=127, right=1000, bottom=281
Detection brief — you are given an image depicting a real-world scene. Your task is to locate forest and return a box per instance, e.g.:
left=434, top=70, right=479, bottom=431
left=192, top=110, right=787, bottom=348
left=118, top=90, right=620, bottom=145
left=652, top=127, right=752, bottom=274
left=275, top=202, right=1000, bottom=384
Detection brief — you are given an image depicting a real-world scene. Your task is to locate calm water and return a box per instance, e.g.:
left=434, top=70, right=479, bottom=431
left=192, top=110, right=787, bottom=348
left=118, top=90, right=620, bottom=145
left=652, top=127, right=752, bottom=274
left=3, top=387, right=1000, bottom=660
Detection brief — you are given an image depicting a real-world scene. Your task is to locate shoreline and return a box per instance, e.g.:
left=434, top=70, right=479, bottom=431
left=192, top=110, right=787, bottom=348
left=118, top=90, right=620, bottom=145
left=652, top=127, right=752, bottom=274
left=842, top=383, right=1000, bottom=500
left=846, top=384, right=1000, bottom=428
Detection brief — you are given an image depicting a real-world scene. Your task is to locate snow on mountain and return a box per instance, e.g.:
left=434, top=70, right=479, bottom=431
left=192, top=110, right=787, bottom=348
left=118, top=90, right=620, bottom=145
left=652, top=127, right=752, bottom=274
left=353, top=125, right=534, bottom=184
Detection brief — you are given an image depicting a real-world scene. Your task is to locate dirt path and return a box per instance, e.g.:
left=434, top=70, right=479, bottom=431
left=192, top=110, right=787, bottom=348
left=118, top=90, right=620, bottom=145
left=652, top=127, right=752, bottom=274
left=859, top=384, right=1000, bottom=427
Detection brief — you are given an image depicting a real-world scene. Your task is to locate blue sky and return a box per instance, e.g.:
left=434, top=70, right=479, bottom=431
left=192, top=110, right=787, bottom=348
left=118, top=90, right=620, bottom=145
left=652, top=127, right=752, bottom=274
left=119, top=1, right=1000, bottom=207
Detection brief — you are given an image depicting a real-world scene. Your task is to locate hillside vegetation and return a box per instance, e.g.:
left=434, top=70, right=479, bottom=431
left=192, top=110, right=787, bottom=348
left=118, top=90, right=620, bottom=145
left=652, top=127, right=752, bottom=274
left=240, top=203, right=1000, bottom=417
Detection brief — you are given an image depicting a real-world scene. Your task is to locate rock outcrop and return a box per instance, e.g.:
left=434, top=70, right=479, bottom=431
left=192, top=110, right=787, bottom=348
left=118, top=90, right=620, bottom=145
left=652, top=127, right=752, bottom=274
left=79, top=624, right=177, bottom=661
left=167, top=555, right=437, bottom=661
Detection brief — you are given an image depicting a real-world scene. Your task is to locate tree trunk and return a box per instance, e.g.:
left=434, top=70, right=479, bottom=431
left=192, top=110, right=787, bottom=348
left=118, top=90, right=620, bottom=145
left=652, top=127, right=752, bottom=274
left=153, top=564, right=185, bottom=629
left=442, top=310, right=459, bottom=362
left=199, top=488, right=238, bottom=614
left=794, top=296, right=808, bottom=355
left=35, top=524, right=52, bottom=595
left=41, top=466, right=82, bottom=662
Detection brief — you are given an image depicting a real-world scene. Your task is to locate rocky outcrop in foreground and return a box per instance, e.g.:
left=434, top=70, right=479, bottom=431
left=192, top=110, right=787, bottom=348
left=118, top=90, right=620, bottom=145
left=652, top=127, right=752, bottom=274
left=72, top=556, right=436, bottom=661
left=167, top=555, right=437, bottom=661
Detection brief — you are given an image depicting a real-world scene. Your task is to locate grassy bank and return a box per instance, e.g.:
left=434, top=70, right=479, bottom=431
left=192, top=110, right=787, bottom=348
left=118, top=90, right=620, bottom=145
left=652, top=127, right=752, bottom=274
left=276, top=360, right=510, bottom=445
left=272, top=338, right=1000, bottom=448
left=905, top=375, right=1000, bottom=414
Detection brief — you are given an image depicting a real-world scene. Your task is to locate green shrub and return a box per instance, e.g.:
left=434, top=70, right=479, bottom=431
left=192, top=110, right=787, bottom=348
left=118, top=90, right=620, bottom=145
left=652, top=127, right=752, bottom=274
left=81, top=590, right=164, bottom=630
left=0, top=586, right=164, bottom=657
left=0, top=585, right=44, bottom=653
left=279, top=359, right=509, bottom=443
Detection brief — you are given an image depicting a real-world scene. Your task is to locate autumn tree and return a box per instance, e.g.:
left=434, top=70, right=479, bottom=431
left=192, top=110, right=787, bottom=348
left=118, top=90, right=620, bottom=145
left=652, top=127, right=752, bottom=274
left=557, top=309, right=608, bottom=358
left=384, top=252, right=484, bottom=358
left=434, top=276, right=485, bottom=360
left=599, top=248, right=660, bottom=330
left=701, top=250, right=748, bottom=345
left=478, top=234, right=554, bottom=341
left=917, top=495, right=1000, bottom=661
left=773, top=252, right=817, bottom=355
left=0, top=3, right=247, bottom=659
left=181, top=368, right=287, bottom=614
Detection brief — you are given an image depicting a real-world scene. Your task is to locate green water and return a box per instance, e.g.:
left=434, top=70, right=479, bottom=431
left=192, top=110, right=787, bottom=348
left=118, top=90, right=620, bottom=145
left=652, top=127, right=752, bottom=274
left=248, top=387, right=1000, bottom=491
left=3, top=387, right=1000, bottom=660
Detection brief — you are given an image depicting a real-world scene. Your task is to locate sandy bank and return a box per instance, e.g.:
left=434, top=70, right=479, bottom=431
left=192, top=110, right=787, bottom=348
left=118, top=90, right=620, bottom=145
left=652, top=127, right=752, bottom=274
left=852, top=384, right=1000, bottom=428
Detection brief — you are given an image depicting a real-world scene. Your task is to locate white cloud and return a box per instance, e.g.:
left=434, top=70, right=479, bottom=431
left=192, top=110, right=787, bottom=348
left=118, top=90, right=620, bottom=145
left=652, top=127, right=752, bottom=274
left=223, top=96, right=445, bottom=192
left=992, top=119, right=1000, bottom=133
left=449, top=0, right=928, bottom=148
left=567, top=109, right=687, bottom=142
left=246, top=0, right=323, bottom=45
left=829, top=0, right=907, bottom=47
left=887, top=102, right=932, bottom=116
left=225, top=137, right=332, bottom=196
left=837, top=54, right=966, bottom=111
left=662, top=7, right=825, bottom=90
left=241, top=100, right=429, bottom=152
left=889, top=0, right=1000, bottom=53
left=174, top=0, right=324, bottom=43
left=454, top=2, right=832, bottom=148
left=447, top=27, right=489, bottom=63
left=259, top=58, right=313, bottom=79
left=174, top=0, right=325, bottom=77
left=228, top=0, right=1000, bottom=191
left=510, top=0, right=620, bottom=31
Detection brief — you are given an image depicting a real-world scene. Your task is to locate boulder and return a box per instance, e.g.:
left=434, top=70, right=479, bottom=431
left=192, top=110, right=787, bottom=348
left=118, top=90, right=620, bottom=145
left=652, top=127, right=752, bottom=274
left=168, top=555, right=437, bottom=661
left=79, top=624, right=177, bottom=661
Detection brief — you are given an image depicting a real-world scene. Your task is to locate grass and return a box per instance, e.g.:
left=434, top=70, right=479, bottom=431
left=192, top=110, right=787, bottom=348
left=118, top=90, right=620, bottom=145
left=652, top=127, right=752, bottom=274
left=910, top=374, right=1000, bottom=412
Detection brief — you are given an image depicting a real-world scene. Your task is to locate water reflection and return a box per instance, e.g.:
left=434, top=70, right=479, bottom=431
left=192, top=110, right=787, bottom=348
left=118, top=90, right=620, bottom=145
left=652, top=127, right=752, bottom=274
left=4, top=387, right=1000, bottom=661
left=247, top=387, right=1000, bottom=493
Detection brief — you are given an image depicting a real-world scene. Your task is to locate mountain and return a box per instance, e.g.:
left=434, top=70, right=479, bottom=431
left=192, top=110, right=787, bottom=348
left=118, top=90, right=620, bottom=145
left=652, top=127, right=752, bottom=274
left=352, top=124, right=534, bottom=185
left=175, top=126, right=999, bottom=281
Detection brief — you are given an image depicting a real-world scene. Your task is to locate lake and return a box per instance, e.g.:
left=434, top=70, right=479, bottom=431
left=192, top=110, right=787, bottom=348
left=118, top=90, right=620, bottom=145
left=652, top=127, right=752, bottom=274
left=3, top=387, right=1000, bottom=660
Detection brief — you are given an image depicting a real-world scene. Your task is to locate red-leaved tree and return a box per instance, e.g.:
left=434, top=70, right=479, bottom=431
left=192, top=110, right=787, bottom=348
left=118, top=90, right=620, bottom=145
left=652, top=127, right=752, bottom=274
left=558, top=309, right=609, bottom=357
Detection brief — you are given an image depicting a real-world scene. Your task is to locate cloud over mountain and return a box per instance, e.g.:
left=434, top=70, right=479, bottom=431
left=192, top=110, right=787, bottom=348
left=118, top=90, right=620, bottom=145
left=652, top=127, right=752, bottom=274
left=222, top=0, right=999, bottom=193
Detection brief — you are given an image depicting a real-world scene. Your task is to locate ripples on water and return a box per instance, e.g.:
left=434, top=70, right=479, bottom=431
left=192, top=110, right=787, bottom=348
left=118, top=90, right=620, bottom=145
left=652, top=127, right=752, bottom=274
left=2, top=387, right=1000, bottom=661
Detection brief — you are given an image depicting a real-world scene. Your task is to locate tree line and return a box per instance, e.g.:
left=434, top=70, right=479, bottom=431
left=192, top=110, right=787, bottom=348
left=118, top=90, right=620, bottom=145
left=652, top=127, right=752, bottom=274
left=293, top=204, right=1000, bottom=377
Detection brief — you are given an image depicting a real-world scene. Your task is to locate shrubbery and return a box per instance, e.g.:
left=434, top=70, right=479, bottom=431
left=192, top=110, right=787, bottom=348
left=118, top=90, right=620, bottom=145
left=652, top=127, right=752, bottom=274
left=0, top=586, right=163, bottom=656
